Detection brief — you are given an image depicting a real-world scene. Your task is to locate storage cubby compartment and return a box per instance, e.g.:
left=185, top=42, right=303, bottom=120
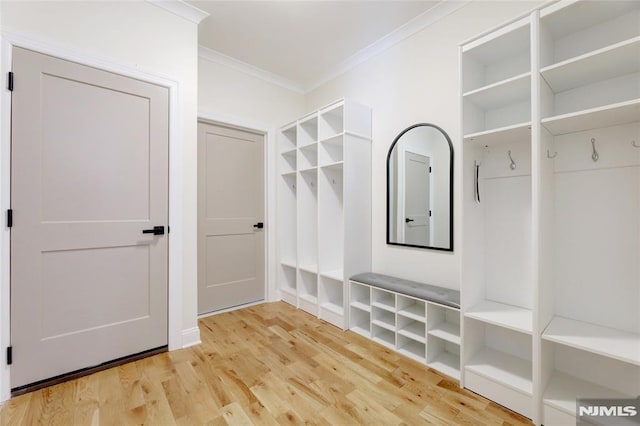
left=297, top=170, right=317, bottom=273
left=280, top=123, right=297, bottom=151
left=349, top=282, right=370, bottom=312
left=396, top=296, right=425, bottom=323
left=371, top=288, right=395, bottom=312
left=298, top=114, right=318, bottom=147
left=319, top=276, right=344, bottom=327
left=280, top=149, right=297, bottom=174
left=462, top=20, right=530, bottom=94
left=349, top=305, right=370, bottom=337
left=298, top=270, right=318, bottom=314
left=427, top=335, right=460, bottom=380
left=539, top=1, right=640, bottom=68
left=371, top=324, right=395, bottom=349
left=464, top=319, right=533, bottom=418
left=371, top=306, right=395, bottom=332
left=278, top=174, right=296, bottom=267
left=427, top=303, right=460, bottom=345
left=279, top=264, right=297, bottom=306
left=539, top=2, right=640, bottom=135
left=318, top=165, right=344, bottom=280
left=397, top=315, right=426, bottom=344
left=298, top=143, right=317, bottom=170
left=541, top=341, right=640, bottom=423
left=318, top=103, right=344, bottom=140
left=397, top=334, right=426, bottom=363
left=318, top=135, right=344, bottom=166
left=463, top=138, right=534, bottom=335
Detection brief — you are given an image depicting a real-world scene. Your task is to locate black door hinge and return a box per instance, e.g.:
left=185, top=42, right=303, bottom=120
left=7, top=72, right=13, bottom=92
left=7, top=346, right=12, bottom=365
left=7, top=209, right=12, bottom=228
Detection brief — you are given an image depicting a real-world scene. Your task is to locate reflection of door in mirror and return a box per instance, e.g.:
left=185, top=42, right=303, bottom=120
left=404, top=151, right=430, bottom=246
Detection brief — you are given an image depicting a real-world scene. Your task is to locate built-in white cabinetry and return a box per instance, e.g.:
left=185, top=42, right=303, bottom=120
left=349, top=280, right=461, bottom=380
left=462, top=1, right=640, bottom=424
left=277, top=99, right=372, bottom=328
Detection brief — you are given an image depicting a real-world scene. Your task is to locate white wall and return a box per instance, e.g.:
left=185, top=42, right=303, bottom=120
left=1, top=0, right=200, bottom=341
left=304, top=1, right=543, bottom=289
left=199, top=58, right=305, bottom=127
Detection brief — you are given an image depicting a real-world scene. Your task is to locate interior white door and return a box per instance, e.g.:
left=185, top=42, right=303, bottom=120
left=10, top=48, right=169, bottom=389
left=404, top=151, right=431, bottom=246
left=198, top=122, right=265, bottom=315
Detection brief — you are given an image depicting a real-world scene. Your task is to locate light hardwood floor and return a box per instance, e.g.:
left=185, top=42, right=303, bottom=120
left=0, top=302, right=532, bottom=425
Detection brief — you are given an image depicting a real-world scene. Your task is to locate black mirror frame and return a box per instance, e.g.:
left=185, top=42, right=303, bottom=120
left=386, top=123, right=454, bottom=251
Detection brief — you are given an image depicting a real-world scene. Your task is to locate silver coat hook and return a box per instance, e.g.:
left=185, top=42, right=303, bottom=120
left=547, top=149, right=557, bottom=159
left=508, top=150, right=516, bottom=170
left=632, top=140, right=640, bottom=148
left=591, top=138, right=599, bottom=162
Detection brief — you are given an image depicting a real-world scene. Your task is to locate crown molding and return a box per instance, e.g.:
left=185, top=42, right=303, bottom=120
left=147, top=0, right=209, bottom=24
left=303, top=0, right=472, bottom=92
left=198, top=45, right=305, bottom=94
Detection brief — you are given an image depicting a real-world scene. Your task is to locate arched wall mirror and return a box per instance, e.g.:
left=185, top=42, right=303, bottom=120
left=387, top=123, right=453, bottom=251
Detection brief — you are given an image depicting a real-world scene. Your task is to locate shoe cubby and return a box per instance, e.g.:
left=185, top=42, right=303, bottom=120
left=427, top=335, right=461, bottom=381
left=397, top=334, right=426, bottom=363
left=279, top=264, right=297, bottom=306
left=318, top=276, right=343, bottom=327
left=371, top=288, right=395, bottom=312
left=298, top=270, right=318, bottom=316
left=349, top=305, right=370, bottom=338
left=371, top=324, right=395, bottom=350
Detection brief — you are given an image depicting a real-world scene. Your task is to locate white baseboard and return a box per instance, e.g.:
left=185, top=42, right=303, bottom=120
left=181, top=326, right=201, bottom=349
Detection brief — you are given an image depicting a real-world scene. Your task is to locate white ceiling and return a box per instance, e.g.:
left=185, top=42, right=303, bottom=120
left=190, top=1, right=443, bottom=91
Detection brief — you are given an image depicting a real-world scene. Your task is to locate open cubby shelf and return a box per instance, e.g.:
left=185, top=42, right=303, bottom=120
left=462, top=2, right=640, bottom=423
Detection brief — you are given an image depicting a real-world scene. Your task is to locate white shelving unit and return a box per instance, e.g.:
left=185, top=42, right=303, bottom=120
left=348, top=280, right=461, bottom=381
left=462, top=2, right=640, bottom=424
left=277, top=99, right=372, bottom=329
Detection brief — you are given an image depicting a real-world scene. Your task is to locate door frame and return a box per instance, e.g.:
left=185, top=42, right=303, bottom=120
left=197, top=112, right=277, bottom=315
left=0, top=31, right=186, bottom=401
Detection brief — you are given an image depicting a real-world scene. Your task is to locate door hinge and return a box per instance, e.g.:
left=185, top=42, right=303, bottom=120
left=6, top=209, right=12, bottom=228
left=6, top=346, right=12, bottom=365
left=7, top=72, right=13, bottom=92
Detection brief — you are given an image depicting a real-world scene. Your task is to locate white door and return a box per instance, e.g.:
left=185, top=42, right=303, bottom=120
left=404, top=151, right=431, bottom=246
left=198, top=122, right=265, bottom=315
left=10, top=48, right=169, bottom=388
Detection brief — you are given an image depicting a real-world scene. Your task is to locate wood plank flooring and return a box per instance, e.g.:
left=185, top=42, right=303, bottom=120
left=0, top=302, right=533, bottom=425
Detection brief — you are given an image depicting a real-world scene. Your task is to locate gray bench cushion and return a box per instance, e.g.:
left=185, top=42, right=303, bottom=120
left=350, top=272, right=460, bottom=309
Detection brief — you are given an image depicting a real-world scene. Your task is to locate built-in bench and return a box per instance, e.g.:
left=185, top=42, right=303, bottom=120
left=350, top=272, right=460, bottom=309
left=348, top=272, right=461, bottom=380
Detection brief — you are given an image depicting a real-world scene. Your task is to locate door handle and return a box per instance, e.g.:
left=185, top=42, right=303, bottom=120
left=253, top=222, right=264, bottom=229
left=405, top=218, right=414, bottom=223
left=142, top=226, right=165, bottom=235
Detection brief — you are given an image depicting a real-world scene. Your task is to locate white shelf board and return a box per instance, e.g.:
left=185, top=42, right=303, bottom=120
left=397, top=305, right=426, bottom=323
left=465, top=300, right=532, bottom=335
left=298, top=264, right=317, bottom=274
left=350, top=301, right=371, bottom=313
left=319, top=132, right=344, bottom=144
left=281, top=171, right=297, bottom=177
left=464, top=122, right=531, bottom=145
left=398, top=346, right=426, bottom=364
left=541, top=37, right=640, bottom=93
left=319, top=161, right=343, bottom=170
left=298, top=166, right=317, bottom=174
left=371, top=301, right=395, bottom=313
left=465, top=347, right=532, bottom=395
left=320, top=269, right=343, bottom=281
left=371, top=319, right=396, bottom=332
left=298, top=293, right=317, bottom=304
left=281, top=147, right=297, bottom=156
left=542, top=98, right=640, bottom=136
left=543, top=371, right=630, bottom=416
left=398, top=323, right=426, bottom=344
left=463, top=72, right=531, bottom=110
left=280, top=260, right=296, bottom=269
left=428, top=351, right=460, bottom=381
left=372, top=336, right=395, bottom=350
left=428, top=322, right=461, bottom=345
left=320, top=301, right=343, bottom=316
left=280, top=286, right=296, bottom=297
left=542, top=316, right=640, bottom=366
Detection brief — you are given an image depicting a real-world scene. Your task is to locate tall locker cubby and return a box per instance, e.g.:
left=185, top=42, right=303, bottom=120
left=461, top=1, right=640, bottom=425
left=277, top=99, right=372, bottom=329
